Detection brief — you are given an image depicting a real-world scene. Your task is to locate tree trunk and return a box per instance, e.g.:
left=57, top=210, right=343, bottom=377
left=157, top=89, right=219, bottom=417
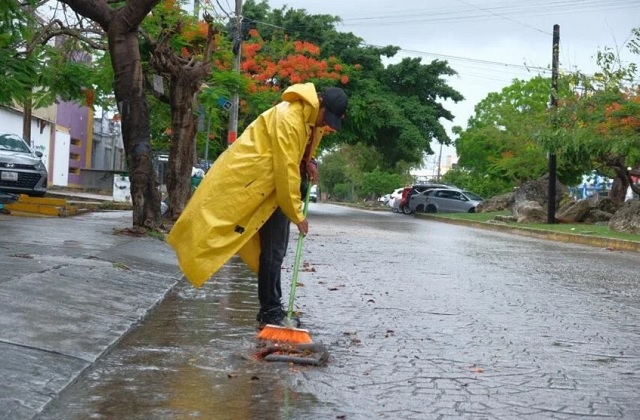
left=58, top=0, right=162, bottom=229
left=22, top=94, right=33, bottom=143
left=608, top=160, right=630, bottom=204
left=166, top=75, right=199, bottom=220
left=108, top=16, right=161, bottom=229
left=147, top=17, right=216, bottom=221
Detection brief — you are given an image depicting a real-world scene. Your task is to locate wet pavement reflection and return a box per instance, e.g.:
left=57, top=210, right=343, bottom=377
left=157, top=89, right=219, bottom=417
left=38, top=257, right=326, bottom=419
left=37, top=203, right=640, bottom=419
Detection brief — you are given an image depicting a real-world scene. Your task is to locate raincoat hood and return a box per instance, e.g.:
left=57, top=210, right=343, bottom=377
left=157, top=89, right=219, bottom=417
left=281, top=83, right=320, bottom=126
left=282, top=83, right=320, bottom=107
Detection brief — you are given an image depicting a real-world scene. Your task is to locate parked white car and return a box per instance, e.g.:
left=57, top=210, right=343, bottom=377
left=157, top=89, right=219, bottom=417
left=309, top=185, right=318, bottom=202
left=386, top=187, right=405, bottom=208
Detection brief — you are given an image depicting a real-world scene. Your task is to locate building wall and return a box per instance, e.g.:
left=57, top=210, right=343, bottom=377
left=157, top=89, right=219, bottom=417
left=91, top=114, right=125, bottom=171
left=56, top=101, right=93, bottom=187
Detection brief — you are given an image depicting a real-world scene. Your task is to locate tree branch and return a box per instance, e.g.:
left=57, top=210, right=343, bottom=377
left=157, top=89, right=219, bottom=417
left=56, top=0, right=115, bottom=31
left=29, top=18, right=106, bottom=53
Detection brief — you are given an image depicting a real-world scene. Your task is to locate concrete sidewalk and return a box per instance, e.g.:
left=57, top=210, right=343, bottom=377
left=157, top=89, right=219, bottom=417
left=0, top=211, right=180, bottom=419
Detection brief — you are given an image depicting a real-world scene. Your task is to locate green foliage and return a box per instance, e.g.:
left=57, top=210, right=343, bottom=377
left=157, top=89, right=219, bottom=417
left=454, top=75, right=588, bottom=192
left=0, top=0, right=114, bottom=110
left=148, top=95, right=172, bottom=152
left=318, top=146, right=350, bottom=200
left=541, top=27, right=640, bottom=192
left=319, top=143, right=405, bottom=200
left=441, top=167, right=511, bottom=198
left=361, top=168, right=404, bottom=198
left=555, top=87, right=640, bottom=174
left=331, top=182, right=352, bottom=201
left=34, top=49, right=103, bottom=108
left=0, top=0, right=38, bottom=105
left=0, top=46, right=37, bottom=105
left=241, top=0, right=462, bottom=171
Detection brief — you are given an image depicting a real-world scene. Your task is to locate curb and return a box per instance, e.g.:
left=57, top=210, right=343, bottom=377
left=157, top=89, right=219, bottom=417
left=415, top=213, right=640, bottom=254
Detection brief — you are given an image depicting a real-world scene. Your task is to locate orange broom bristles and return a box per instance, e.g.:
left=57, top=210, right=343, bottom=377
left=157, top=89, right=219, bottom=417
left=257, top=324, right=313, bottom=344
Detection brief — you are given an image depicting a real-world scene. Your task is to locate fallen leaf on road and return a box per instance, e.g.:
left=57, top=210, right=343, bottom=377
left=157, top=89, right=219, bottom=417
left=301, top=262, right=316, bottom=272
left=113, top=262, right=131, bottom=270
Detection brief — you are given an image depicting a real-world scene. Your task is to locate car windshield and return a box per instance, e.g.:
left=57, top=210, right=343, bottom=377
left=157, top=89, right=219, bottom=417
left=0, top=134, right=31, bottom=153
left=463, top=191, right=483, bottom=201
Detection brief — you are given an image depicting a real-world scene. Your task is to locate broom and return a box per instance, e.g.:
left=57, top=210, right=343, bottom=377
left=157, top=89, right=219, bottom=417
left=257, top=184, right=314, bottom=344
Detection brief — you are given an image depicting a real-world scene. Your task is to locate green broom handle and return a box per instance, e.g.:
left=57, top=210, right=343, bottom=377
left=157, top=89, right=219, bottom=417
left=286, top=183, right=312, bottom=322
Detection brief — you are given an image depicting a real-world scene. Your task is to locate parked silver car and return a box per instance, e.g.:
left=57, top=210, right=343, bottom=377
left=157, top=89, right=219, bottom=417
left=396, top=183, right=452, bottom=214
left=0, top=133, right=48, bottom=197
left=410, top=188, right=483, bottom=213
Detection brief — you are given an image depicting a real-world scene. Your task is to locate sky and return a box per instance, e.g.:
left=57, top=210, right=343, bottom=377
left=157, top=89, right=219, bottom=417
left=217, top=0, right=640, bottom=175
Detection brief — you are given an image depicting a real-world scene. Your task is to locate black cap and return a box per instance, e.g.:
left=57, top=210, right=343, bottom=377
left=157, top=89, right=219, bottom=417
left=321, top=87, right=348, bottom=130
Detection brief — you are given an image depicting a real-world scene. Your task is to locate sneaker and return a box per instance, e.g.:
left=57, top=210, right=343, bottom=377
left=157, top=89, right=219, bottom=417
left=257, top=306, right=301, bottom=328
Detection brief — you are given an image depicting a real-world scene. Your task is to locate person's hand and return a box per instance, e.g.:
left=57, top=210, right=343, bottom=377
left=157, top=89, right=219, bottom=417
left=306, top=159, right=319, bottom=185
left=296, top=218, right=309, bottom=236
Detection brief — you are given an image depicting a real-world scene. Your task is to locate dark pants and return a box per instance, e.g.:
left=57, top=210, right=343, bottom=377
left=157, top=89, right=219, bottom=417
left=258, top=208, right=290, bottom=312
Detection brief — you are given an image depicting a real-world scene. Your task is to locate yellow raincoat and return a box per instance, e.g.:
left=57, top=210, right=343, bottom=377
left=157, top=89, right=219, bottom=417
left=167, top=83, right=325, bottom=287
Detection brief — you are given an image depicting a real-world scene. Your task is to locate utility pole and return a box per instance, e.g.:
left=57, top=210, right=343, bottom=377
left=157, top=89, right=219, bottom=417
left=547, top=24, right=560, bottom=224
left=227, top=0, right=242, bottom=144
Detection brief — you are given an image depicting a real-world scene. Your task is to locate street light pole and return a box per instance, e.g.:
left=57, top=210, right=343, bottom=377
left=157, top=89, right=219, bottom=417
left=227, top=0, right=242, bottom=144
left=436, top=142, right=443, bottom=182
left=204, top=115, right=211, bottom=171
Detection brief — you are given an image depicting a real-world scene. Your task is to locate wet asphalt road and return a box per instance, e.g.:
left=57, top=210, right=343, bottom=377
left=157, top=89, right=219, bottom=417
left=38, top=204, right=640, bottom=419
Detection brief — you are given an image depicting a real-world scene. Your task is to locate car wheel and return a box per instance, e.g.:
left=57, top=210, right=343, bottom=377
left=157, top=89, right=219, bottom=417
left=402, top=206, right=412, bottom=214
left=425, top=205, right=437, bottom=213
left=468, top=207, right=476, bottom=213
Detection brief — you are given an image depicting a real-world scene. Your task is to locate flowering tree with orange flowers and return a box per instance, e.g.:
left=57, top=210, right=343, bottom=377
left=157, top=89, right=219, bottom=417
left=233, top=29, right=352, bottom=130
left=550, top=31, right=640, bottom=203
left=197, top=27, right=352, bottom=158
left=557, top=86, right=640, bottom=202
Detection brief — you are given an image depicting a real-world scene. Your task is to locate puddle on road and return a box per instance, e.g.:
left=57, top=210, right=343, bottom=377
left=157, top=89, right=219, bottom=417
left=38, top=258, right=328, bottom=420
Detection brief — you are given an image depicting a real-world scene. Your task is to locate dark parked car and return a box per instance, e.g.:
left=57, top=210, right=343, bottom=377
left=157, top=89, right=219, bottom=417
left=0, top=133, right=48, bottom=197
left=411, top=188, right=483, bottom=213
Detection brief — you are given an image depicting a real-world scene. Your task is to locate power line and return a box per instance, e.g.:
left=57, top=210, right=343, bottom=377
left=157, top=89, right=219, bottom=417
left=389, top=47, right=551, bottom=73
left=452, top=0, right=551, bottom=35
left=248, top=17, right=570, bottom=85
left=341, top=0, right=639, bottom=26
